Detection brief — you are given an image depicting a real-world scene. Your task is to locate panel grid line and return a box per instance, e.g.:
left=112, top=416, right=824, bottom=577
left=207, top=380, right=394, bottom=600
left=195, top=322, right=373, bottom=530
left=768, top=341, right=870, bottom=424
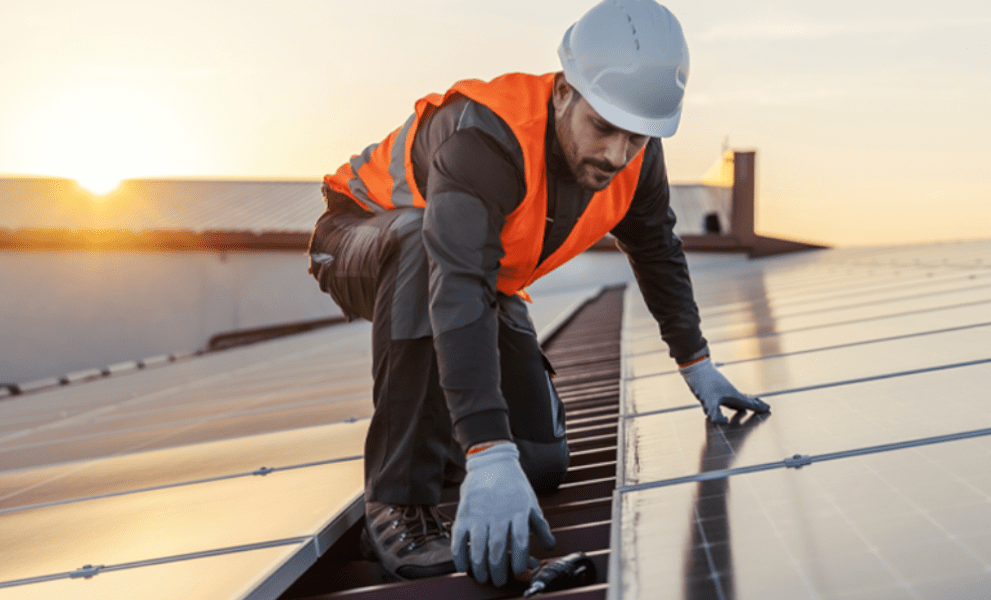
left=628, top=297, right=991, bottom=356
left=757, top=358, right=991, bottom=398
left=622, top=356, right=991, bottom=421
left=618, top=427, right=991, bottom=494
left=0, top=454, right=363, bottom=517
left=0, top=536, right=311, bottom=589
left=628, top=321, right=991, bottom=379
left=698, top=272, right=991, bottom=320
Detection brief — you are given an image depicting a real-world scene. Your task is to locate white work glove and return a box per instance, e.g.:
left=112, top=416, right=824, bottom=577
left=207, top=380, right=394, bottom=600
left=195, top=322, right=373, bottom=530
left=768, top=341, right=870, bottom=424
left=452, top=442, right=555, bottom=587
left=679, top=357, right=770, bottom=424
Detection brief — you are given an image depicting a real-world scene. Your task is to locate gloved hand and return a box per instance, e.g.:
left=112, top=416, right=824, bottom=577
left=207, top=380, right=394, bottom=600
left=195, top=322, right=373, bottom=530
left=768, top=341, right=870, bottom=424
left=679, top=357, right=770, bottom=423
left=452, top=442, right=556, bottom=587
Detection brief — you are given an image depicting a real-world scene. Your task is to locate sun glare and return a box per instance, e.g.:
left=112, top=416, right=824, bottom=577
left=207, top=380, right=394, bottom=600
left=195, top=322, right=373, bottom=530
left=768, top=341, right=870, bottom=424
left=75, top=174, right=122, bottom=197
left=19, top=81, right=182, bottom=192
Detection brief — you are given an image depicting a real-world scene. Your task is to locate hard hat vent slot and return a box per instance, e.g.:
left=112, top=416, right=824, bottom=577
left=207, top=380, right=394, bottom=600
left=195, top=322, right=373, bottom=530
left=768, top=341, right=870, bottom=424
left=619, top=4, right=640, bottom=51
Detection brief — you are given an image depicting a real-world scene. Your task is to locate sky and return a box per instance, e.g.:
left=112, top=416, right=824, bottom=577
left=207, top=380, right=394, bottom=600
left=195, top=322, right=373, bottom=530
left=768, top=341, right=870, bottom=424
left=1, top=0, right=989, bottom=246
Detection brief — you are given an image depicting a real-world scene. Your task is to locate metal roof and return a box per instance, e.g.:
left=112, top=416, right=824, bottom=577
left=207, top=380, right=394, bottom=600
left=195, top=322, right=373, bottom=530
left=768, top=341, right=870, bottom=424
left=0, top=177, right=725, bottom=237
left=0, top=178, right=323, bottom=234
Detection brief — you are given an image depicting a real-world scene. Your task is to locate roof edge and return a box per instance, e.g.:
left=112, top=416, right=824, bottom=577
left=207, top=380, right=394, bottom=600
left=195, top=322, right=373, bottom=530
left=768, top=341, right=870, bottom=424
left=0, top=227, right=310, bottom=252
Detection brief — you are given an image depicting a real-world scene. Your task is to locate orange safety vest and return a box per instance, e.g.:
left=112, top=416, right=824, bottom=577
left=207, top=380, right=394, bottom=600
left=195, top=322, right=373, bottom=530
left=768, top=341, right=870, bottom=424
left=324, top=72, right=645, bottom=297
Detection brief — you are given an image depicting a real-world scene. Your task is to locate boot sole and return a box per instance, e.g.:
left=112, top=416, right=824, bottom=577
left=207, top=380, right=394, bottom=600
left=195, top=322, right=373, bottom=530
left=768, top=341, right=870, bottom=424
left=358, top=525, right=455, bottom=581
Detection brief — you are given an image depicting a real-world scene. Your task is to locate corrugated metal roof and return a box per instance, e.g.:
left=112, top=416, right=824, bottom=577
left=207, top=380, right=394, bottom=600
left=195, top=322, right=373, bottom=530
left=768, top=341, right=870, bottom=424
left=0, top=177, right=726, bottom=237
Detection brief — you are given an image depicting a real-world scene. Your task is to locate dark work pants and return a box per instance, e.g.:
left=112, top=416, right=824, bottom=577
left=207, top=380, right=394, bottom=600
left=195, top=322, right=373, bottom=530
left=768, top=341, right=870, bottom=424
left=309, top=198, right=569, bottom=505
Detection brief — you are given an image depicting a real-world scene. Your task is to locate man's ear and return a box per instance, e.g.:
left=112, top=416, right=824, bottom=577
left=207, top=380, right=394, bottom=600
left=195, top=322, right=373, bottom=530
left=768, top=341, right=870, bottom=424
left=552, top=72, right=572, bottom=112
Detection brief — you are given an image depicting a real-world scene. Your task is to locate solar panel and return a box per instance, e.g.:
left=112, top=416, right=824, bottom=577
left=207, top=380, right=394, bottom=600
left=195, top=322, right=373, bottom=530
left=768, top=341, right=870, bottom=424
left=612, top=239, right=991, bottom=600
left=626, top=303, right=991, bottom=374
left=618, top=437, right=991, bottom=599
left=627, top=277, right=991, bottom=354
left=623, top=362, right=991, bottom=485
left=0, top=419, right=367, bottom=513
left=0, top=323, right=377, bottom=472
left=622, top=273, right=991, bottom=416
left=0, top=545, right=304, bottom=600
left=0, top=459, right=363, bottom=585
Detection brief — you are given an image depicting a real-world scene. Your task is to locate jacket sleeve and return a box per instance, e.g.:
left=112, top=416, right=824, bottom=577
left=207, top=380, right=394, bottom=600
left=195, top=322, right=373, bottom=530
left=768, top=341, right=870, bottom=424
left=610, top=139, right=709, bottom=364
left=420, top=126, right=525, bottom=450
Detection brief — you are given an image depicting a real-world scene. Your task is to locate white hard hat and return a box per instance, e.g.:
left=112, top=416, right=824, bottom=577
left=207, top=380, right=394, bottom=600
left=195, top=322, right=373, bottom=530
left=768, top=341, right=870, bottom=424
left=558, top=0, right=690, bottom=138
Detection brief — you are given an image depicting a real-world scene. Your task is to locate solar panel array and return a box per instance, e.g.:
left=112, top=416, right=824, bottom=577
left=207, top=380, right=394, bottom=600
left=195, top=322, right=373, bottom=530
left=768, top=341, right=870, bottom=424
left=0, top=320, right=377, bottom=599
left=2, top=239, right=989, bottom=599
left=0, top=258, right=618, bottom=599
left=613, top=239, right=991, bottom=600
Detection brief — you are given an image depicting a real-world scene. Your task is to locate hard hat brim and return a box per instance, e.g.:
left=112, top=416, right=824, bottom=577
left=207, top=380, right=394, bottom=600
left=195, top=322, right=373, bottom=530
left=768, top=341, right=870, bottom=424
left=580, top=87, right=683, bottom=139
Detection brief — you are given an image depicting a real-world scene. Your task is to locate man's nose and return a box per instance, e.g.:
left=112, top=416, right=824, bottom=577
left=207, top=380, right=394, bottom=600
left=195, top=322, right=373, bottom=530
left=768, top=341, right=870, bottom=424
left=602, top=137, right=631, bottom=169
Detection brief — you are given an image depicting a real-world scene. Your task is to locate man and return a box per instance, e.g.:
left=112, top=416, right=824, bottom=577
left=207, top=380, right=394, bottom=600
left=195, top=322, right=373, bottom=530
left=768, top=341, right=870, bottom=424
left=308, top=0, right=769, bottom=587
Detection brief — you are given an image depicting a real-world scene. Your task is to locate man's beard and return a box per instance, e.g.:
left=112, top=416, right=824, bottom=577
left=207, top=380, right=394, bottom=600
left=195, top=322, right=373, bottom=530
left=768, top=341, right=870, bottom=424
left=574, top=158, right=620, bottom=191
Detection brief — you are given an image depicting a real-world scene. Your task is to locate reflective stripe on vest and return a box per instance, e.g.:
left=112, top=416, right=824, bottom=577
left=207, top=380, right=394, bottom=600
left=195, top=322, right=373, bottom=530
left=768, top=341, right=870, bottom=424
left=325, top=112, right=424, bottom=213
left=323, top=72, right=645, bottom=296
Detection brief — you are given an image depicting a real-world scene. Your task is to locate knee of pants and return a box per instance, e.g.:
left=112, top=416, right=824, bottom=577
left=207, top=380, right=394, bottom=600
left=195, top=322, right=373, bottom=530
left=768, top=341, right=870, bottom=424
left=516, top=437, right=570, bottom=494
left=382, top=208, right=432, bottom=340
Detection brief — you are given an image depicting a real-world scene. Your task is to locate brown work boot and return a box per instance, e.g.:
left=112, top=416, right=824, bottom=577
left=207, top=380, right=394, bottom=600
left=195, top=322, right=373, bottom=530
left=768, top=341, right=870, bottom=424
left=360, top=501, right=456, bottom=580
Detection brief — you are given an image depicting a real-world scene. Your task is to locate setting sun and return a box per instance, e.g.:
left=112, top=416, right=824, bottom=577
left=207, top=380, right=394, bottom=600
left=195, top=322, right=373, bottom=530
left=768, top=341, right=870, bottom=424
left=75, top=174, right=122, bottom=197
left=15, top=80, right=182, bottom=194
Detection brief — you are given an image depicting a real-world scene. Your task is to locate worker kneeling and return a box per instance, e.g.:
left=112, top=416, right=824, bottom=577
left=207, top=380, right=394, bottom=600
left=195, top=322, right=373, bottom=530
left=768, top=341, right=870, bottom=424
left=308, top=0, right=769, bottom=587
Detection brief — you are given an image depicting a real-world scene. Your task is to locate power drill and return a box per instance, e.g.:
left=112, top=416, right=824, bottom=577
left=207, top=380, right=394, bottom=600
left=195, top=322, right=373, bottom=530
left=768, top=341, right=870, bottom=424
left=523, top=551, right=596, bottom=597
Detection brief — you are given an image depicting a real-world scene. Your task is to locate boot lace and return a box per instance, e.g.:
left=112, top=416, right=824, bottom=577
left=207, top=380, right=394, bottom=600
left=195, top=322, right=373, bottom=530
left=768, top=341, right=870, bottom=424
left=395, top=505, right=450, bottom=550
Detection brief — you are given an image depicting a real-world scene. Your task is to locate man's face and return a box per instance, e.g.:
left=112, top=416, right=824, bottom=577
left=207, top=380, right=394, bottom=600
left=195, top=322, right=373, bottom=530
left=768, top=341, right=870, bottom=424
left=553, top=74, right=650, bottom=192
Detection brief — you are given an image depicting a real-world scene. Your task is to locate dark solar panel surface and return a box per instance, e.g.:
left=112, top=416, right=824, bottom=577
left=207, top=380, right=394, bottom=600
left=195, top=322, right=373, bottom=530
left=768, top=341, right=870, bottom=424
left=619, top=436, right=991, bottom=599
left=614, top=239, right=991, bottom=599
